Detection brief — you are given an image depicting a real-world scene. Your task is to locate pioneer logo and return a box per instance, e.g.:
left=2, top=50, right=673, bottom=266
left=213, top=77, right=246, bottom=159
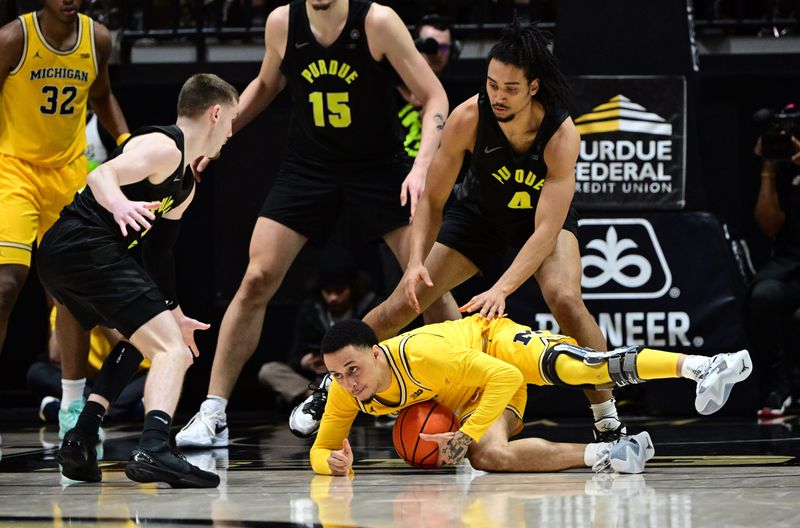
left=579, top=218, right=672, bottom=300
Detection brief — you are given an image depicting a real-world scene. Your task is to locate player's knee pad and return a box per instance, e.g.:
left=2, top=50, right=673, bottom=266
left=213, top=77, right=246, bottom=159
left=541, top=342, right=645, bottom=389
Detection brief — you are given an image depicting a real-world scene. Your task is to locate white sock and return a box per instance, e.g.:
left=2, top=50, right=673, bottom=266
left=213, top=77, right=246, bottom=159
left=681, top=355, right=708, bottom=381
left=583, top=441, right=612, bottom=467
left=590, top=397, right=618, bottom=422
left=201, top=395, right=228, bottom=415
left=60, top=378, right=86, bottom=411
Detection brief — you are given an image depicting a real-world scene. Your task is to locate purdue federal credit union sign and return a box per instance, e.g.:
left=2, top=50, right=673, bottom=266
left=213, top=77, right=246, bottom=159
left=568, top=76, right=687, bottom=210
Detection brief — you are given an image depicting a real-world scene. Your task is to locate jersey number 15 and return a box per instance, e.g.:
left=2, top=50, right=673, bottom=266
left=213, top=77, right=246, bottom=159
left=309, top=91, right=351, bottom=128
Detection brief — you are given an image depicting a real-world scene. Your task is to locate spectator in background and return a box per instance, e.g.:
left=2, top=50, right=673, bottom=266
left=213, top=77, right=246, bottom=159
left=28, top=307, right=149, bottom=424
left=397, top=14, right=458, bottom=159
left=749, top=127, right=800, bottom=417
left=259, top=248, right=380, bottom=417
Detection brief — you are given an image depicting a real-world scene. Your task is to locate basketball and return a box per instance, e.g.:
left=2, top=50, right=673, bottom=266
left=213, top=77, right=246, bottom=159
left=392, top=401, right=460, bottom=468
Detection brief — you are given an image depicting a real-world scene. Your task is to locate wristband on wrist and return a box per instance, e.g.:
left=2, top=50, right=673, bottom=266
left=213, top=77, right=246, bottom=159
left=116, top=132, right=131, bottom=145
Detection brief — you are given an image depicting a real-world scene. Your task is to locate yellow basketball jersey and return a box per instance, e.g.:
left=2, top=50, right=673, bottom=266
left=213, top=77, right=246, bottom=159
left=0, top=12, right=98, bottom=168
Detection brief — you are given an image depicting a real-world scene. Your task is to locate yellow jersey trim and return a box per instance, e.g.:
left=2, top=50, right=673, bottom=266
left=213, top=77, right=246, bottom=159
left=32, top=11, right=83, bottom=56
left=9, top=17, right=27, bottom=75
left=88, top=18, right=98, bottom=76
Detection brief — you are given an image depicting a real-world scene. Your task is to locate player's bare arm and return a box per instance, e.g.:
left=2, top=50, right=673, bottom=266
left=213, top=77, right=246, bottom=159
left=366, top=4, right=449, bottom=217
left=88, top=21, right=128, bottom=140
left=754, top=159, right=784, bottom=236
left=232, top=6, right=289, bottom=136
left=87, top=134, right=182, bottom=236
left=460, top=118, right=579, bottom=319
left=0, top=19, right=24, bottom=90
left=403, top=98, right=477, bottom=312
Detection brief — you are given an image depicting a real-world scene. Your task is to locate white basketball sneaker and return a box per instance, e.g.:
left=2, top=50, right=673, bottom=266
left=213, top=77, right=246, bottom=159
left=289, top=374, right=332, bottom=438
left=693, top=350, right=752, bottom=415
left=594, top=431, right=654, bottom=474
left=175, top=408, right=229, bottom=448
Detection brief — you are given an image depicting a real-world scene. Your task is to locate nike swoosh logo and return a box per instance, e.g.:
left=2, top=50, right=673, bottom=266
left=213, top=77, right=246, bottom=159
left=215, top=424, right=228, bottom=435
left=295, top=42, right=310, bottom=48
left=484, top=146, right=502, bottom=154
left=154, top=416, right=168, bottom=425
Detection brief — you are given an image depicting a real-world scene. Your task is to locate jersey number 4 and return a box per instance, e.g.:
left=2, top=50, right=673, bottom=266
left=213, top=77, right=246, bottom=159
left=40, top=85, right=77, bottom=115
left=309, top=91, right=351, bottom=128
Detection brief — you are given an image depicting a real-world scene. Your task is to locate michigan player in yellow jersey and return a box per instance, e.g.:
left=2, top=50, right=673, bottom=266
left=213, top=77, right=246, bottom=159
left=0, top=0, right=129, bottom=434
left=311, top=316, right=752, bottom=475
left=0, top=0, right=129, bottom=354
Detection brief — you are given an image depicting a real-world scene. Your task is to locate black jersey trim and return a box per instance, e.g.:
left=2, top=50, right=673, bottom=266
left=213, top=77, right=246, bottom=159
left=378, top=344, right=407, bottom=407
left=398, top=334, right=434, bottom=391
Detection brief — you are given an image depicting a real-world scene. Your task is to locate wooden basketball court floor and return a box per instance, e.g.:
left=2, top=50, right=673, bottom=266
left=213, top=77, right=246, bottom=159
left=0, top=414, right=798, bottom=527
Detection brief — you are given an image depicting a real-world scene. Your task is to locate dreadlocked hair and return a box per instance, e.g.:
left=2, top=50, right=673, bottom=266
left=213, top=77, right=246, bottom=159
left=488, top=19, right=571, bottom=109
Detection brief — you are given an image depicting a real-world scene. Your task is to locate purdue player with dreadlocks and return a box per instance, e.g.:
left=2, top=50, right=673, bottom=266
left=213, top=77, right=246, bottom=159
left=355, top=21, right=628, bottom=442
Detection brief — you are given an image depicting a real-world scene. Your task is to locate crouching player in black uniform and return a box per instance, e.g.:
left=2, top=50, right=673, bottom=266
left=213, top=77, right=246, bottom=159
left=37, top=74, right=238, bottom=488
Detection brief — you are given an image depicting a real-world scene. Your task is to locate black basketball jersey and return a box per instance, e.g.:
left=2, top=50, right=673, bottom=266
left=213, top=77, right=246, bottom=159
left=457, top=90, right=570, bottom=224
left=63, top=125, right=194, bottom=249
left=279, top=0, right=404, bottom=163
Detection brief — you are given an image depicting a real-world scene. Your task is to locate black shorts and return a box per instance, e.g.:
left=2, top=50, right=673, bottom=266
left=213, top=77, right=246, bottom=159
left=259, top=155, right=412, bottom=246
left=37, top=218, right=169, bottom=338
left=436, top=200, right=580, bottom=273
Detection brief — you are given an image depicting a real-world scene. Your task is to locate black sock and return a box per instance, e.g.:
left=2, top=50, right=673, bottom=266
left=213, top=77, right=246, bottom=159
left=140, top=410, right=172, bottom=451
left=73, top=400, right=106, bottom=438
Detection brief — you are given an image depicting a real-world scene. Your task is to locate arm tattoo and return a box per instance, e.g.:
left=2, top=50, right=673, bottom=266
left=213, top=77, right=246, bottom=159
left=442, top=431, right=472, bottom=464
left=433, top=113, right=446, bottom=132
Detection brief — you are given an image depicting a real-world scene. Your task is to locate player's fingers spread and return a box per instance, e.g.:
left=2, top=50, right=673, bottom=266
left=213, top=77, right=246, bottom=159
left=132, top=213, right=151, bottom=230
left=127, top=217, right=141, bottom=231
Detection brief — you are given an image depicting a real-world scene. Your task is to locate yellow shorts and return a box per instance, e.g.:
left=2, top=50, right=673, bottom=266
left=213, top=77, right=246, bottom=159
left=459, top=316, right=577, bottom=438
left=459, top=382, right=528, bottom=438
left=0, top=154, right=87, bottom=266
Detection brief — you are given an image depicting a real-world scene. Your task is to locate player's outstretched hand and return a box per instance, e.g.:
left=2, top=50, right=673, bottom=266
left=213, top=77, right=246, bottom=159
left=419, top=430, right=472, bottom=467
left=112, top=200, right=160, bottom=237
left=400, top=164, right=426, bottom=222
left=459, top=285, right=508, bottom=320
left=176, top=314, right=211, bottom=358
left=402, top=262, right=433, bottom=313
left=328, top=438, right=353, bottom=476
left=191, top=156, right=212, bottom=182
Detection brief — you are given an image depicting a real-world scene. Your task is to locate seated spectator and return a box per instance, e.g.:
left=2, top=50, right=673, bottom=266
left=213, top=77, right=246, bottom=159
left=258, top=248, right=380, bottom=409
left=28, top=307, right=150, bottom=426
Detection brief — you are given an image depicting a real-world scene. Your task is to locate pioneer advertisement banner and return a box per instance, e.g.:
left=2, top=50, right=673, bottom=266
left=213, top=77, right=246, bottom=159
left=508, top=213, right=746, bottom=353
left=568, top=76, right=687, bottom=210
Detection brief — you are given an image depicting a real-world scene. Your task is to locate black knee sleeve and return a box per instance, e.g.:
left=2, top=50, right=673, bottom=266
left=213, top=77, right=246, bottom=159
left=92, top=341, right=145, bottom=404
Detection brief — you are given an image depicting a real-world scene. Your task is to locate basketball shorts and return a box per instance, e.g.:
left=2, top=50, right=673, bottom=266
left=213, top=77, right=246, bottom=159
left=259, top=155, right=412, bottom=246
left=437, top=200, right=580, bottom=273
left=0, top=153, right=87, bottom=266
left=37, top=218, right=169, bottom=338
